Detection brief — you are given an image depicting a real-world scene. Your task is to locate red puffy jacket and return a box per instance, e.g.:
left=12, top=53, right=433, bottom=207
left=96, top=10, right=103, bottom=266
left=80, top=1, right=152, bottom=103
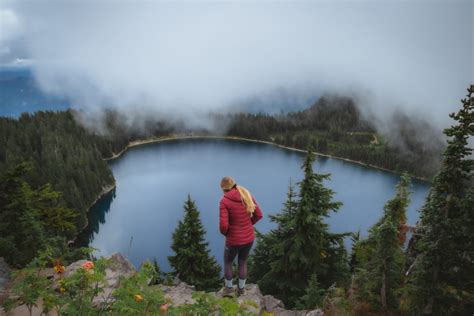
left=219, top=187, right=263, bottom=246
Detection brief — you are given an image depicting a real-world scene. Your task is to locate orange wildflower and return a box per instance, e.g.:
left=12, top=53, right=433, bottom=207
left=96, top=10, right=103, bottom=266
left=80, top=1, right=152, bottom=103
left=134, top=294, right=144, bottom=302
left=160, top=304, right=169, bottom=313
left=82, top=261, right=94, bottom=270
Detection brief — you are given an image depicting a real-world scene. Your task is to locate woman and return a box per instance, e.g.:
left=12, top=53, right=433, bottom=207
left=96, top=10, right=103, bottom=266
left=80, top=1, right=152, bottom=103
left=219, top=176, right=263, bottom=296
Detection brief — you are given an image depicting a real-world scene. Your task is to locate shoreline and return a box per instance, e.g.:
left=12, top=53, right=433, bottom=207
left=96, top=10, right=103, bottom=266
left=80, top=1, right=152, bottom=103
left=69, top=183, right=116, bottom=244
left=103, top=135, right=430, bottom=182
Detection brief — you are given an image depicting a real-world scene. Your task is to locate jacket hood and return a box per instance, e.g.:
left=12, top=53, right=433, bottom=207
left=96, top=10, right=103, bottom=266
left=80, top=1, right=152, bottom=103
left=224, top=188, right=242, bottom=202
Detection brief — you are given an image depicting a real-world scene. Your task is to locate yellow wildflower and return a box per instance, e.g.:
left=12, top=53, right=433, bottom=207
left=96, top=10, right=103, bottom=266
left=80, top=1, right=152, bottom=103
left=54, top=264, right=65, bottom=274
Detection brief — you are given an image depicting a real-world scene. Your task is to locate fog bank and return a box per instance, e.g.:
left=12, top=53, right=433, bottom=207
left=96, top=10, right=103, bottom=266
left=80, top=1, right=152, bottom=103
left=1, top=0, right=472, bottom=131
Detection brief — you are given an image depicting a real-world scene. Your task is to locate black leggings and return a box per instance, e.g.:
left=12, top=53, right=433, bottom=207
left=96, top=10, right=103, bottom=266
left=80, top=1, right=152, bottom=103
left=223, top=241, right=253, bottom=281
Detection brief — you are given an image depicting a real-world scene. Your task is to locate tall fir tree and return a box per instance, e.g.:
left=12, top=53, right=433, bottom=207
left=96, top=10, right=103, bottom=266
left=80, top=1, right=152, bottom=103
left=249, top=182, right=297, bottom=290
left=353, top=174, right=411, bottom=312
left=408, top=86, right=474, bottom=314
left=250, top=151, right=348, bottom=307
left=168, top=195, right=222, bottom=291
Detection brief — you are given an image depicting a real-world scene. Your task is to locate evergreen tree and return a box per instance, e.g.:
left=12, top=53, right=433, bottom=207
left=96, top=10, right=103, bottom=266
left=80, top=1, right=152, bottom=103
left=150, top=257, right=164, bottom=285
left=408, top=86, right=474, bottom=314
left=168, top=195, right=222, bottom=291
left=250, top=151, right=348, bottom=307
left=356, top=175, right=411, bottom=311
left=249, top=182, right=297, bottom=288
left=349, top=231, right=360, bottom=273
left=297, top=274, right=326, bottom=310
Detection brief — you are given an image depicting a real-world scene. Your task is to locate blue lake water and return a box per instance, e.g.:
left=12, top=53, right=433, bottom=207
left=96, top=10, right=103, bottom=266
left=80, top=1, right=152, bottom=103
left=76, top=138, right=431, bottom=271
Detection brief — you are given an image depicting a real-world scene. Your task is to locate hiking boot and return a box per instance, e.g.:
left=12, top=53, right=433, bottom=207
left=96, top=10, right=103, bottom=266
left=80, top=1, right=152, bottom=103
left=237, top=286, right=246, bottom=296
left=222, top=287, right=234, bottom=298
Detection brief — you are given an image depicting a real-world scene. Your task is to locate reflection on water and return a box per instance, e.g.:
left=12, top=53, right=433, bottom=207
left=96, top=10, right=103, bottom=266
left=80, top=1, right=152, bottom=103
left=77, top=139, right=431, bottom=271
left=73, top=189, right=116, bottom=248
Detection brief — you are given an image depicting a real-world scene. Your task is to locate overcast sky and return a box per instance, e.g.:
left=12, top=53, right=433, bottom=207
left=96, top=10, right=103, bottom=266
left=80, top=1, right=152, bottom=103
left=0, top=0, right=472, bottom=128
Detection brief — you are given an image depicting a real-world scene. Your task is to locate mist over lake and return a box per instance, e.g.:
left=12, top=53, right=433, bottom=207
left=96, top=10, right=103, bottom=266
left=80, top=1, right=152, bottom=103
left=76, top=138, right=430, bottom=271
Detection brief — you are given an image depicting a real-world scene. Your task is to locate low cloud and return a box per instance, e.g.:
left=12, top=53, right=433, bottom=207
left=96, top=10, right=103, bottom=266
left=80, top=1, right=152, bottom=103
left=2, top=0, right=473, bottom=132
left=0, top=6, right=22, bottom=62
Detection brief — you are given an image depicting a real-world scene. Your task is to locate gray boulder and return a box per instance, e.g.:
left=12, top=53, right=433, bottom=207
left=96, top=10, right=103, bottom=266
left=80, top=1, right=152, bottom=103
left=94, top=253, right=136, bottom=304
left=235, top=284, right=265, bottom=315
left=105, top=253, right=136, bottom=287
left=215, top=284, right=283, bottom=315
left=158, top=282, right=196, bottom=305
left=63, top=259, right=89, bottom=277
left=264, top=294, right=285, bottom=311
left=61, top=253, right=136, bottom=305
left=272, top=309, right=308, bottom=316
left=306, top=309, right=324, bottom=316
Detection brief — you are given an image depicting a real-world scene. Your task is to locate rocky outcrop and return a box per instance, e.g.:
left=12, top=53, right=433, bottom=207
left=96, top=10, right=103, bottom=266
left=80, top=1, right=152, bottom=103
left=152, top=282, right=324, bottom=315
left=2, top=254, right=324, bottom=315
left=213, top=284, right=323, bottom=315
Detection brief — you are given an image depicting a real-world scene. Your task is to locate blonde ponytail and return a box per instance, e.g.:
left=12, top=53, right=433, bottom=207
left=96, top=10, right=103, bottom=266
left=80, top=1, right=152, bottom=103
left=236, top=185, right=255, bottom=215
left=220, top=176, right=255, bottom=215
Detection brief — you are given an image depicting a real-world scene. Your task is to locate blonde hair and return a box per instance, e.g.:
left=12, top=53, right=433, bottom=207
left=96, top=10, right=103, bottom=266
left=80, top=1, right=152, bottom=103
left=220, top=176, right=255, bottom=215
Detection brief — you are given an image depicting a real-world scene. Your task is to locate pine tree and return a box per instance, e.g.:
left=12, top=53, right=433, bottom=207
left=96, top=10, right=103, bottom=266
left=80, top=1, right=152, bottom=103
left=269, top=181, right=299, bottom=237
left=150, top=257, right=164, bottom=285
left=352, top=175, right=411, bottom=312
left=251, top=151, right=348, bottom=307
left=168, top=195, right=222, bottom=291
left=408, top=86, right=474, bottom=314
left=297, top=274, right=326, bottom=310
left=249, top=182, right=298, bottom=288
left=349, top=231, right=361, bottom=273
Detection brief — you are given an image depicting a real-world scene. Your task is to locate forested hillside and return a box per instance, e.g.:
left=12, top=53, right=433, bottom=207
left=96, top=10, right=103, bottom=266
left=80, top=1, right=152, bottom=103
left=88, top=94, right=444, bottom=179
left=224, top=95, right=444, bottom=179
left=0, top=110, right=115, bottom=230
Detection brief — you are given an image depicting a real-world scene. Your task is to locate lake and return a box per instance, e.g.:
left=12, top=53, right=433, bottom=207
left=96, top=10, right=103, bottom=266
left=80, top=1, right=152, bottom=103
left=76, top=138, right=431, bottom=271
